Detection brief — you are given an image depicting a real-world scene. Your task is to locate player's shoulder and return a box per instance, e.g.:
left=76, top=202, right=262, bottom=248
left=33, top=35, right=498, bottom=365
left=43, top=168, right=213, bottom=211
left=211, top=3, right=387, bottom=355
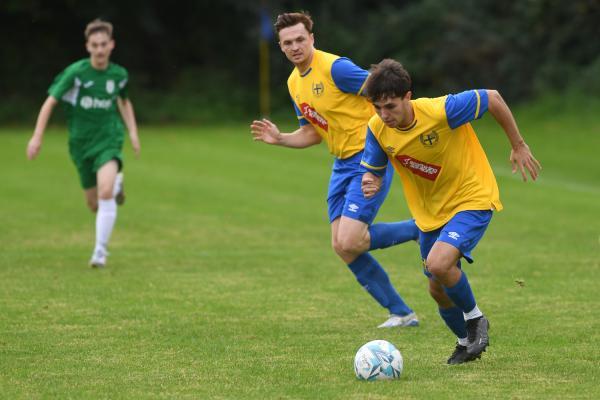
left=108, top=61, right=128, bottom=77
left=412, top=95, right=448, bottom=117
left=367, top=113, right=384, bottom=133
left=63, top=58, right=90, bottom=75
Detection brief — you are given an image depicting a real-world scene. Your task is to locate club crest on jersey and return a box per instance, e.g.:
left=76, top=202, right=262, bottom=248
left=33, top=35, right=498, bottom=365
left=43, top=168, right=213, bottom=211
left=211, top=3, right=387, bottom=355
left=396, top=154, right=441, bottom=181
left=420, top=131, right=439, bottom=147
left=300, top=103, right=328, bottom=131
left=106, top=80, right=115, bottom=94
left=312, top=81, right=324, bottom=97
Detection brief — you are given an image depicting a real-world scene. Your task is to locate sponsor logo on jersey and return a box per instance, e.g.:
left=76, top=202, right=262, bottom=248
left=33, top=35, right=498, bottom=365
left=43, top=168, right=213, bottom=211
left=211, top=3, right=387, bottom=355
left=106, top=80, right=115, bottom=94
left=300, top=103, right=328, bottom=131
left=420, top=131, right=439, bottom=147
left=80, top=96, right=112, bottom=110
left=312, top=81, right=324, bottom=97
left=396, top=154, right=441, bottom=181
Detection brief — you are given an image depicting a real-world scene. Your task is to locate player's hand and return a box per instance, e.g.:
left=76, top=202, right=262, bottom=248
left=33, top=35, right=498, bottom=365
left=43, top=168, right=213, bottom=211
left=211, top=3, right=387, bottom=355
left=26, top=136, right=42, bottom=160
left=250, top=118, right=283, bottom=145
left=362, top=172, right=382, bottom=198
left=130, top=135, right=141, bottom=157
left=510, top=142, right=541, bottom=182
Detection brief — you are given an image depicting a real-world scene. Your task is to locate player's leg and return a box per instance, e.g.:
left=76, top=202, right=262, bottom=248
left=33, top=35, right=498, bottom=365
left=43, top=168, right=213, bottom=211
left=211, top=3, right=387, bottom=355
left=425, top=210, right=493, bottom=358
left=419, top=228, right=475, bottom=364
left=84, top=187, right=98, bottom=212
left=90, top=159, right=119, bottom=267
left=329, top=155, right=417, bottom=327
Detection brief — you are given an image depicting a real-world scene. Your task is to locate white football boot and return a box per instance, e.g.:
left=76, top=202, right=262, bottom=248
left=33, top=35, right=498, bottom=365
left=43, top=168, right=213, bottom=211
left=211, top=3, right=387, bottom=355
left=89, top=247, right=108, bottom=268
left=378, top=312, right=419, bottom=328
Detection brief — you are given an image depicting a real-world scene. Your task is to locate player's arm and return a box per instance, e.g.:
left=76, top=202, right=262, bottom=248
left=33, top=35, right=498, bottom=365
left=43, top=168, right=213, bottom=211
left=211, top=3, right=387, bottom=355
left=486, top=90, right=541, bottom=181
left=27, top=96, right=58, bottom=160
left=250, top=118, right=321, bottom=148
left=117, top=97, right=141, bottom=156
left=331, top=57, right=369, bottom=95
left=360, top=128, right=388, bottom=198
left=445, top=89, right=541, bottom=181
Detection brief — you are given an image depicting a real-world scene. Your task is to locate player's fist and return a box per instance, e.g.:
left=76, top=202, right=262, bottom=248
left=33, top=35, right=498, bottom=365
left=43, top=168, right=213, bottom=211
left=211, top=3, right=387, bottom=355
left=26, top=136, right=42, bottom=160
left=362, top=172, right=382, bottom=199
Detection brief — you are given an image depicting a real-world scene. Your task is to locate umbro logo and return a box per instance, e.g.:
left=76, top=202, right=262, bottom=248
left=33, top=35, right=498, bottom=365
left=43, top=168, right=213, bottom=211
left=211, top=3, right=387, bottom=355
left=348, top=204, right=359, bottom=213
left=83, top=81, right=94, bottom=88
left=447, top=231, right=460, bottom=240
left=385, top=146, right=395, bottom=154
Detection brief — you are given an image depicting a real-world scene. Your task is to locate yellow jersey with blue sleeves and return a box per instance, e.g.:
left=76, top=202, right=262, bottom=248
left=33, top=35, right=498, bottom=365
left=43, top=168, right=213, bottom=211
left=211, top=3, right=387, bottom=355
left=360, top=90, right=502, bottom=232
left=287, top=50, right=374, bottom=159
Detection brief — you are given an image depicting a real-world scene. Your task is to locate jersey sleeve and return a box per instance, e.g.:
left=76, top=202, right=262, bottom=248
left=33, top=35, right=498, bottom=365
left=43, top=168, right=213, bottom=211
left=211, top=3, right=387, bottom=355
left=359, top=128, right=388, bottom=177
left=48, top=65, right=77, bottom=100
left=118, top=69, right=129, bottom=99
left=291, top=98, right=309, bottom=126
left=445, top=89, right=489, bottom=129
left=331, top=57, right=369, bottom=95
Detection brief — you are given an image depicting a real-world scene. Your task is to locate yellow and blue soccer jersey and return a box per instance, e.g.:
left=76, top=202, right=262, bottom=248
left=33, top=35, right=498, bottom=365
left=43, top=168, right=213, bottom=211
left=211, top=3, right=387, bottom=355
left=287, top=50, right=374, bottom=159
left=361, top=90, right=502, bottom=232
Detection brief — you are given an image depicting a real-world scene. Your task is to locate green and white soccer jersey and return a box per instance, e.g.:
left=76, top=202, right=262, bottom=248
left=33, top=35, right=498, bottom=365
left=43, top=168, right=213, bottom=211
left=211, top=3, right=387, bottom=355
left=49, top=59, right=129, bottom=188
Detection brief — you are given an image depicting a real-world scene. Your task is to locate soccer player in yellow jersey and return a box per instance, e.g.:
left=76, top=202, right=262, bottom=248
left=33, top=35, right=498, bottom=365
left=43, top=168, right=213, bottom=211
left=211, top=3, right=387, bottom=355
left=251, top=12, right=420, bottom=328
left=360, top=59, right=541, bottom=364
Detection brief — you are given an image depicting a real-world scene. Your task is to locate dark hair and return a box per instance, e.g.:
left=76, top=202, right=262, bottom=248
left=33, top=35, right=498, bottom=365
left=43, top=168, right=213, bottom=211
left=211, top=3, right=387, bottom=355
left=85, top=19, right=113, bottom=40
left=274, top=12, right=313, bottom=34
left=365, top=59, right=412, bottom=102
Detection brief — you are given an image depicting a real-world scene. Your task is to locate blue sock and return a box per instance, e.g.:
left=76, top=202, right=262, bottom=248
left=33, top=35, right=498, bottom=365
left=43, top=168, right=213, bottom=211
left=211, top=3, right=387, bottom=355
left=443, top=271, right=477, bottom=314
left=347, top=253, right=413, bottom=316
left=439, top=306, right=467, bottom=339
left=369, top=219, right=419, bottom=250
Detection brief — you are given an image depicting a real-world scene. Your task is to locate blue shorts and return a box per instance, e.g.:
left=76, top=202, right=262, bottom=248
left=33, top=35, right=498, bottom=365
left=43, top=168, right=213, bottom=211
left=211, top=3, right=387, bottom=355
left=419, top=210, right=493, bottom=277
left=327, top=150, right=394, bottom=224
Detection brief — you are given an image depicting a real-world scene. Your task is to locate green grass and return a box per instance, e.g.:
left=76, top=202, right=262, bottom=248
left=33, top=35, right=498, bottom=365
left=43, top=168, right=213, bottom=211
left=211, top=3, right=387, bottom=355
left=0, top=103, right=599, bottom=399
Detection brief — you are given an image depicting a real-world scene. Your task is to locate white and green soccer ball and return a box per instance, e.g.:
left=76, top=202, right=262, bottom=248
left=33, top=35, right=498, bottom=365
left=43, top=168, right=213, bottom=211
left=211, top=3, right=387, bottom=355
left=354, top=340, right=403, bottom=381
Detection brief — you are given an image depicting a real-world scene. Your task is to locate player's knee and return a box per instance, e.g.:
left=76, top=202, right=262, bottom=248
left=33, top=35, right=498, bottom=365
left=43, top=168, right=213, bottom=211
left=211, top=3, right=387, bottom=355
left=97, top=186, right=113, bottom=200
left=424, top=256, right=451, bottom=279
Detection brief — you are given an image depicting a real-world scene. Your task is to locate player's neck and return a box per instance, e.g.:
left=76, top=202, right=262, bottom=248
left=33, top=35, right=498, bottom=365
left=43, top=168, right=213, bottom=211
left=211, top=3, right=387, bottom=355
left=90, top=57, right=109, bottom=70
left=295, top=49, right=314, bottom=75
left=398, top=104, right=415, bottom=129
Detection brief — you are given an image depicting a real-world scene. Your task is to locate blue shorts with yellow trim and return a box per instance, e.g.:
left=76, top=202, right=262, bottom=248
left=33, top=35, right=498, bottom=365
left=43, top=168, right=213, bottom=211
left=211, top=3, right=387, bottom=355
left=419, top=210, right=493, bottom=277
left=327, top=150, right=394, bottom=224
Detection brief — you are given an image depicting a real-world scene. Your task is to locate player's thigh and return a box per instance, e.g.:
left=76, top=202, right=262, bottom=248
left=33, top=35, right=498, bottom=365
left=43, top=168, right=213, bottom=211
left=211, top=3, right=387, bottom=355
left=426, top=241, right=462, bottom=273
left=341, top=165, right=393, bottom=225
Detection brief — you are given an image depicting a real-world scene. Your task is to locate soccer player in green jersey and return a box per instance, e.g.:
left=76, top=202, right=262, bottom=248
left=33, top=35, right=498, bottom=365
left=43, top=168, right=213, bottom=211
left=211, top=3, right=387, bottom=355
left=27, top=19, right=140, bottom=268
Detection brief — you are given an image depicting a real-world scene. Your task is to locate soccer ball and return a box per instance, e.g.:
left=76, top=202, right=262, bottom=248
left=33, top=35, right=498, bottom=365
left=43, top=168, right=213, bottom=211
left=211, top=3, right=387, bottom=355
left=354, top=340, right=403, bottom=381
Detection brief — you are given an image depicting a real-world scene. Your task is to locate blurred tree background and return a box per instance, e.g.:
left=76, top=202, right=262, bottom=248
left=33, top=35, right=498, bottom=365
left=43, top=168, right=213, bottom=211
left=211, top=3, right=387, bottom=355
left=1, top=0, right=598, bottom=124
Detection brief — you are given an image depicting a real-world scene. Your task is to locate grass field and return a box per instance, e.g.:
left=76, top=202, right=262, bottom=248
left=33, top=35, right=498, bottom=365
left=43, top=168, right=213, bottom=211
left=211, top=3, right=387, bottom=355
left=1, top=102, right=599, bottom=398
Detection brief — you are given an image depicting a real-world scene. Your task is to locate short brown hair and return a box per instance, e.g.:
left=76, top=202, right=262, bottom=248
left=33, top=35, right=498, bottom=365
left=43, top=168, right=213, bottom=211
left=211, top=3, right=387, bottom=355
left=274, top=12, right=313, bottom=34
left=84, top=19, right=113, bottom=40
left=365, top=59, right=412, bottom=102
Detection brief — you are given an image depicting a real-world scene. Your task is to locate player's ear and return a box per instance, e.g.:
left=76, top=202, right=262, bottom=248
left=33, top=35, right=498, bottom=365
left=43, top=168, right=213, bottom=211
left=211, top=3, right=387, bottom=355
left=109, top=39, right=115, bottom=50
left=404, top=91, right=412, bottom=101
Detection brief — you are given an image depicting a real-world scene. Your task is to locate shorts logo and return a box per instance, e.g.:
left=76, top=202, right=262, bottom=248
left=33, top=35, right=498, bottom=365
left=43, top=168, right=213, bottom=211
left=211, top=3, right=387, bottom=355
left=300, top=103, right=329, bottom=131
left=447, top=232, right=460, bottom=240
left=106, top=80, right=115, bottom=94
left=348, top=203, right=359, bottom=213
left=312, top=81, right=324, bottom=97
left=420, top=131, right=439, bottom=147
left=396, top=155, right=441, bottom=181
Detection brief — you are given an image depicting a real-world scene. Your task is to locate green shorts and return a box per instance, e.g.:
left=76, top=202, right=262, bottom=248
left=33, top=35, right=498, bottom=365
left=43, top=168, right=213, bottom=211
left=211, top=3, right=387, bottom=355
left=69, top=139, right=123, bottom=189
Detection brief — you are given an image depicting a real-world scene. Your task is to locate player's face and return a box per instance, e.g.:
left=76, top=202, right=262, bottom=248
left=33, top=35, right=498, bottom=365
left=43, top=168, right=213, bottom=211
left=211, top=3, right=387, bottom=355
left=372, top=93, right=413, bottom=128
left=86, top=31, right=114, bottom=67
left=278, top=23, right=314, bottom=69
